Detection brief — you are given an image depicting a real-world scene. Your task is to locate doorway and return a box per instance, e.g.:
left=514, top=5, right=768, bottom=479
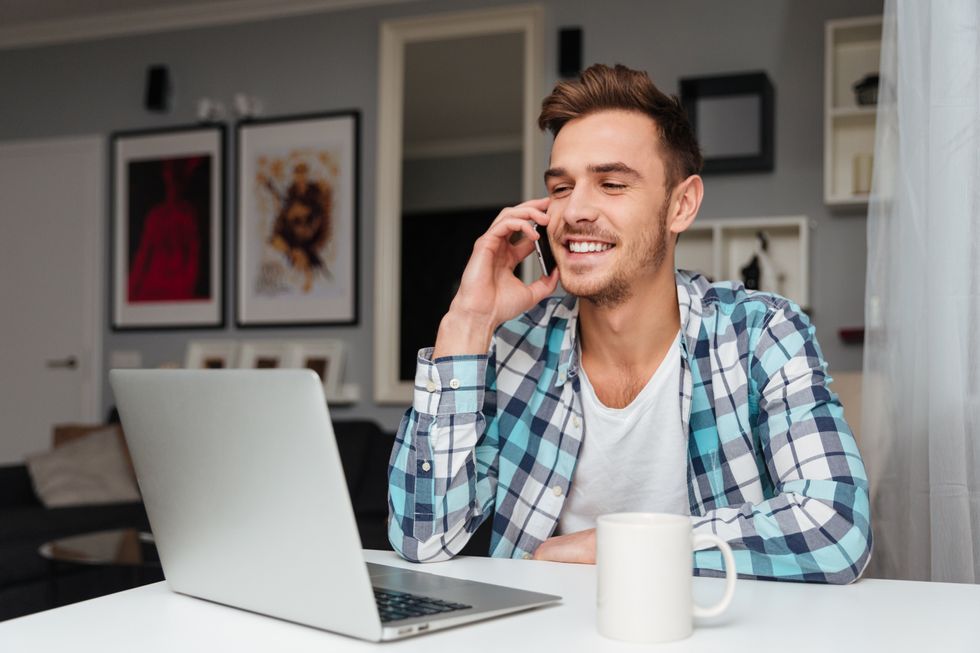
left=0, top=136, right=104, bottom=462
left=373, top=5, right=544, bottom=404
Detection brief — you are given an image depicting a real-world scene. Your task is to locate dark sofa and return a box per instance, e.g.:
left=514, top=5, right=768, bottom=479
left=0, top=419, right=399, bottom=622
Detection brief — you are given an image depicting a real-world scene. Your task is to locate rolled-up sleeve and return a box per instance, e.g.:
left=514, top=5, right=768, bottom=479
left=388, top=347, right=499, bottom=562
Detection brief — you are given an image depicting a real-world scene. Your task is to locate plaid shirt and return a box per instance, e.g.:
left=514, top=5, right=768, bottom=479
left=388, top=270, right=872, bottom=584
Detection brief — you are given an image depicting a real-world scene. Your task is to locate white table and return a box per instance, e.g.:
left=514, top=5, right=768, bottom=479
left=2, top=550, right=979, bottom=652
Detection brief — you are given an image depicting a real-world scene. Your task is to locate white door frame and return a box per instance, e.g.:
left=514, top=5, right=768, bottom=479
left=0, top=135, right=104, bottom=422
left=374, top=4, right=544, bottom=404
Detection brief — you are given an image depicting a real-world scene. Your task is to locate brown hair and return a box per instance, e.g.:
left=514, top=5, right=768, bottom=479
left=538, top=63, right=703, bottom=189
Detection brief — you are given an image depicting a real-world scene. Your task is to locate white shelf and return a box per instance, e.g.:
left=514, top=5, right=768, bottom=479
left=830, top=106, right=877, bottom=118
left=824, top=15, right=882, bottom=208
left=326, top=383, right=361, bottom=406
left=676, top=216, right=810, bottom=309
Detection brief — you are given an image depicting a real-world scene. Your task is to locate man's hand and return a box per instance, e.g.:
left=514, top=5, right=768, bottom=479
left=531, top=528, right=596, bottom=564
left=433, top=198, right=560, bottom=358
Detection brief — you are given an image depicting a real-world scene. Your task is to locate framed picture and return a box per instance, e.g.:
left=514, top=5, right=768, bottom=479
left=679, top=72, right=774, bottom=174
left=184, top=340, right=238, bottom=369
left=236, top=111, right=359, bottom=326
left=238, top=340, right=290, bottom=369
left=111, top=125, right=225, bottom=329
left=286, top=339, right=346, bottom=398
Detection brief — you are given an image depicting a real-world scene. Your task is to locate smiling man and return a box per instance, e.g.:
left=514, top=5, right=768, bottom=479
left=388, top=64, right=872, bottom=584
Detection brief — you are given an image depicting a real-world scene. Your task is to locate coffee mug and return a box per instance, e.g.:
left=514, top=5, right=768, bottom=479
left=596, top=512, right=737, bottom=644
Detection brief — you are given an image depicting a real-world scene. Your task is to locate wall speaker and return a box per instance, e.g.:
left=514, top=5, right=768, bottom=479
left=144, top=65, right=171, bottom=112
left=558, top=27, right=582, bottom=78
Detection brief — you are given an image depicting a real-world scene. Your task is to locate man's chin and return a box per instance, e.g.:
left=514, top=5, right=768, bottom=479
left=559, top=271, right=610, bottom=299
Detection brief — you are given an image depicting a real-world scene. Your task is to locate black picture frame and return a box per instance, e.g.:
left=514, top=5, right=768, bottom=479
left=235, top=110, right=360, bottom=327
left=110, top=124, right=226, bottom=331
left=680, top=71, right=774, bottom=174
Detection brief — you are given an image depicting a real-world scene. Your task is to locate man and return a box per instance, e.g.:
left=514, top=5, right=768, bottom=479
left=388, top=64, right=872, bottom=584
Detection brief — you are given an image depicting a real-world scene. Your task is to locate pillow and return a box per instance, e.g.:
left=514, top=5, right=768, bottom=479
left=26, top=427, right=141, bottom=507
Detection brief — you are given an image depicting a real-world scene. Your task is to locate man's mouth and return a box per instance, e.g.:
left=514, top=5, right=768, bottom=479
left=563, top=238, right=615, bottom=254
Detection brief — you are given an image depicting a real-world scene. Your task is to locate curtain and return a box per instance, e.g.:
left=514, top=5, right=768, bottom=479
left=862, top=0, right=980, bottom=582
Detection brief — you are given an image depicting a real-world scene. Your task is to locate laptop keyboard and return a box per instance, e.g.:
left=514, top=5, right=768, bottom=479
left=373, top=588, right=471, bottom=623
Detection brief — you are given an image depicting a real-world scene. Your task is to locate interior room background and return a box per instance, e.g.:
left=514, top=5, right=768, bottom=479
left=0, top=0, right=883, bottom=435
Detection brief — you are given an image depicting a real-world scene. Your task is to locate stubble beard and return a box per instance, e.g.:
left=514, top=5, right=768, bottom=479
left=566, top=200, right=670, bottom=308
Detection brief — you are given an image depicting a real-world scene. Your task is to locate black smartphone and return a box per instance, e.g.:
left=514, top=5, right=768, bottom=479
left=533, top=225, right=557, bottom=276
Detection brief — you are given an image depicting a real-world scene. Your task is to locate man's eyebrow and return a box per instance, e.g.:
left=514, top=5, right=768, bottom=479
left=588, top=162, right=642, bottom=179
left=543, top=167, right=567, bottom=182
left=543, top=162, right=643, bottom=184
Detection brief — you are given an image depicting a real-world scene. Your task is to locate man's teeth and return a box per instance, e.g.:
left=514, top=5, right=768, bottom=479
left=568, top=241, right=613, bottom=253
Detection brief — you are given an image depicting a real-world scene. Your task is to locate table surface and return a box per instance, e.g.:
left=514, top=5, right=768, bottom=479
left=2, top=550, right=979, bottom=652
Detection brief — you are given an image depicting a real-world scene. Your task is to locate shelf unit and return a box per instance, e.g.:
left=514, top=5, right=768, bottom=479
left=824, top=15, right=882, bottom=208
left=675, top=216, right=810, bottom=309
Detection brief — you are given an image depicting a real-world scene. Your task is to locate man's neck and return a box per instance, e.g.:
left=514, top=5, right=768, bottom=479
left=577, top=266, right=681, bottom=375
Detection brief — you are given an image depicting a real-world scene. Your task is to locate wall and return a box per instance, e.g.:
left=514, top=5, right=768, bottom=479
left=0, top=0, right=883, bottom=431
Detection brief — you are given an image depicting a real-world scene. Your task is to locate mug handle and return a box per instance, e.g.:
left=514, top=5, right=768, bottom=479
left=691, top=534, right=737, bottom=618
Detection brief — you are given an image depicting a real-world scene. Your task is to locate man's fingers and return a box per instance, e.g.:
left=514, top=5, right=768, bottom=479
left=491, top=205, right=550, bottom=229
left=517, top=197, right=550, bottom=210
left=527, top=267, right=560, bottom=303
left=508, top=236, right=538, bottom=265
left=487, top=217, right=539, bottom=242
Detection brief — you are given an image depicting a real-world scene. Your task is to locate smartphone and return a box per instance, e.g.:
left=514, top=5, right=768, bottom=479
left=533, top=225, right=557, bottom=277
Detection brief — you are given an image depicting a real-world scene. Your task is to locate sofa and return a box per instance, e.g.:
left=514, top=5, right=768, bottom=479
left=0, top=419, right=422, bottom=622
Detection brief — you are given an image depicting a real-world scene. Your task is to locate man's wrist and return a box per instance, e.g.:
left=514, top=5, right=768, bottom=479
left=432, top=310, right=496, bottom=358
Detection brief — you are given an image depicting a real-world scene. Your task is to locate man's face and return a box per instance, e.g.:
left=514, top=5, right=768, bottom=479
left=544, top=110, right=673, bottom=306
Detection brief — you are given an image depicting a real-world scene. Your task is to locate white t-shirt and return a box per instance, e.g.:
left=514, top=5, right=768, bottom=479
left=558, top=330, right=689, bottom=535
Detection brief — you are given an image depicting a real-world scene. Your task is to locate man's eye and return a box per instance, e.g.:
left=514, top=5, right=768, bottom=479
left=602, top=182, right=626, bottom=191
left=550, top=185, right=571, bottom=196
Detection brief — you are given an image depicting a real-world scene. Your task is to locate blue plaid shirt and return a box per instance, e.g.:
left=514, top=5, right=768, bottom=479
left=388, top=270, right=872, bottom=584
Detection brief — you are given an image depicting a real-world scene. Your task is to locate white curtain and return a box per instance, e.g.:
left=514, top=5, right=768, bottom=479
left=862, top=0, right=980, bottom=582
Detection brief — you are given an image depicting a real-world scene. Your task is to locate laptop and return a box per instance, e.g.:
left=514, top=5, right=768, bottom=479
left=110, top=369, right=560, bottom=641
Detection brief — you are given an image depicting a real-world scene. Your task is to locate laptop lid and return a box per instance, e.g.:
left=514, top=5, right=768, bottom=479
left=111, top=369, right=383, bottom=641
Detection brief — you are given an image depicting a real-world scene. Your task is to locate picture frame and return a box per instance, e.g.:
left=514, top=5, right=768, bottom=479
left=184, top=340, right=238, bottom=369
left=236, top=111, right=359, bottom=327
left=679, top=71, right=774, bottom=174
left=285, top=339, right=346, bottom=398
left=111, top=125, right=225, bottom=329
left=238, top=340, right=290, bottom=369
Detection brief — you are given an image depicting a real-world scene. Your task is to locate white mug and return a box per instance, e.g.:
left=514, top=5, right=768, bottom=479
left=596, top=512, right=737, bottom=644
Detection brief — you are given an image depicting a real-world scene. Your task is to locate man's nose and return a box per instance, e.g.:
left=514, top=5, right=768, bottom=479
left=560, top=186, right=599, bottom=225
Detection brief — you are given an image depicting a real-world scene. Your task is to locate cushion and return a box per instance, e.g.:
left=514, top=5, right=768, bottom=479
left=25, top=427, right=141, bottom=508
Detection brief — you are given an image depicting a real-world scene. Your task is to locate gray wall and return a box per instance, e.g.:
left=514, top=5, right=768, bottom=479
left=0, top=0, right=882, bottom=431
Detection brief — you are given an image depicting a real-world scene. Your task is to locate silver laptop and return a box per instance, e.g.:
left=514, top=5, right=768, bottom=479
left=110, top=369, right=559, bottom=641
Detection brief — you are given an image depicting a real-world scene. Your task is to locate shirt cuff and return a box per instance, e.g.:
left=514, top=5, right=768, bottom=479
left=413, top=347, right=487, bottom=416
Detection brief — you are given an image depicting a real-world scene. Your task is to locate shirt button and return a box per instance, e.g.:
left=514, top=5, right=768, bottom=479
left=572, top=416, right=581, bottom=428
left=421, top=461, right=431, bottom=472
left=558, top=373, right=566, bottom=384
left=552, top=485, right=563, bottom=497
left=425, top=380, right=436, bottom=392
left=449, top=378, right=461, bottom=389
left=522, top=553, right=532, bottom=560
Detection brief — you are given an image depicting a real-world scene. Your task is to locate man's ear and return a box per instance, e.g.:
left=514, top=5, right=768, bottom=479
left=667, top=175, right=703, bottom=236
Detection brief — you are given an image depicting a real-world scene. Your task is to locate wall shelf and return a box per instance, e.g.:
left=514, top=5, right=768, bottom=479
left=327, top=383, right=361, bottom=406
left=676, top=216, right=810, bottom=309
left=824, top=15, right=882, bottom=208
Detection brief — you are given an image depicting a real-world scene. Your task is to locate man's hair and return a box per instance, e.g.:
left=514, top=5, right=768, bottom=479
left=538, top=63, right=703, bottom=189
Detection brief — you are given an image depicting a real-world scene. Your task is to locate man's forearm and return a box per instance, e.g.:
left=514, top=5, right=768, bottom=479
left=690, top=479, right=872, bottom=584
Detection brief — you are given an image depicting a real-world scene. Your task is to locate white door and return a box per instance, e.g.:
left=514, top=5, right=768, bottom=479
left=0, top=136, right=103, bottom=464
